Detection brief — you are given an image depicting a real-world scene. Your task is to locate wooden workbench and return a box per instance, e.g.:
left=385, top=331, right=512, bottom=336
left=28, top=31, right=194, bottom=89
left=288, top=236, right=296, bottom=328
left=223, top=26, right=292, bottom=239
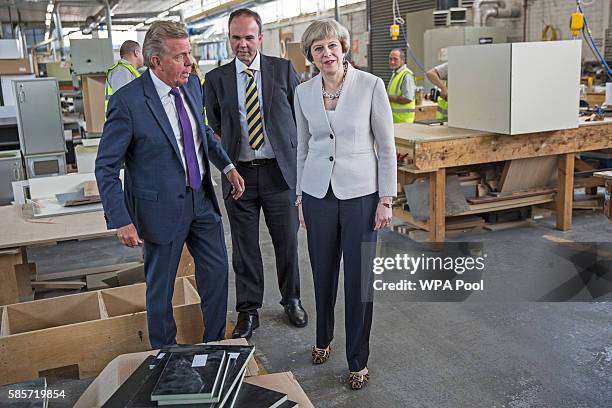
left=394, top=119, right=612, bottom=241
left=0, top=205, right=113, bottom=305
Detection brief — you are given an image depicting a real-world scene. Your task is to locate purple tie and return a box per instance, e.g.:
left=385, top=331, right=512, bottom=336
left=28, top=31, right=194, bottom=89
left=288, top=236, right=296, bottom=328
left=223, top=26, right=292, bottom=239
left=169, top=87, right=201, bottom=191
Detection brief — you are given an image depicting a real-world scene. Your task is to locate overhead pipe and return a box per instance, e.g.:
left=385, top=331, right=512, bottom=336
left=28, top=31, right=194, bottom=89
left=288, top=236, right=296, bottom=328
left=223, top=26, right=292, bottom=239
left=472, top=0, right=505, bottom=26
left=103, top=0, right=113, bottom=44
left=53, top=5, right=66, bottom=59
left=482, top=5, right=521, bottom=26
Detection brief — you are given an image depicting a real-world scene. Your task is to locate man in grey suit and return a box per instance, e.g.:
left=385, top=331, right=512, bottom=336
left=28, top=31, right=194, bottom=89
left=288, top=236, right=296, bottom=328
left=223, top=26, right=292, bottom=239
left=205, top=8, right=307, bottom=339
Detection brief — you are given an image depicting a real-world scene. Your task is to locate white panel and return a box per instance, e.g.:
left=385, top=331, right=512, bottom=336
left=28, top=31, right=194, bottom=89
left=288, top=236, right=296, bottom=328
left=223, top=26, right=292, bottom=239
left=447, top=43, right=511, bottom=134
left=510, top=40, right=581, bottom=134
left=28, top=173, right=97, bottom=199
left=292, top=23, right=311, bottom=45
left=262, top=28, right=281, bottom=57
left=1, top=74, right=35, bottom=106
left=0, top=40, right=22, bottom=59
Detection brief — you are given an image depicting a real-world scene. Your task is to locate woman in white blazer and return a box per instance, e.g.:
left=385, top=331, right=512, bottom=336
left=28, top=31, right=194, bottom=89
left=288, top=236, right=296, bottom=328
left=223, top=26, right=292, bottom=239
left=294, top=19, right=397, bottom=390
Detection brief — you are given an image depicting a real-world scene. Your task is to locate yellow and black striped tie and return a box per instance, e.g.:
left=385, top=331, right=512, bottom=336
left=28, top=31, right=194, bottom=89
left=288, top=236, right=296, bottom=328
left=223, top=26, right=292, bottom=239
left=244, top=69, right=264, bottom=150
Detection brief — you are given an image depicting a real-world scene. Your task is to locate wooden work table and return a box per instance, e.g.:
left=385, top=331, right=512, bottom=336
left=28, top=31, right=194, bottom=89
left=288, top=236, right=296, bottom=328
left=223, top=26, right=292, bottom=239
left=0, top=205, right=113, bottom=305
left=394, top=119, right=612, bottom=241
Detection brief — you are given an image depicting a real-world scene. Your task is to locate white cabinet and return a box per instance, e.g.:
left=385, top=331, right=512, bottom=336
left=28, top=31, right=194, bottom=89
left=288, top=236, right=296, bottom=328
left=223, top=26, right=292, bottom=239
left=447, top=40, right=581, bottom=135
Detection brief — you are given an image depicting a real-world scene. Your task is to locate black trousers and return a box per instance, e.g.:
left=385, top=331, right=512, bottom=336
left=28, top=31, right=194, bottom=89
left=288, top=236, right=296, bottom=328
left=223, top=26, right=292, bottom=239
left=302, top=187, right=378, bottom=372
left=225, top=160, right=300, bottom=314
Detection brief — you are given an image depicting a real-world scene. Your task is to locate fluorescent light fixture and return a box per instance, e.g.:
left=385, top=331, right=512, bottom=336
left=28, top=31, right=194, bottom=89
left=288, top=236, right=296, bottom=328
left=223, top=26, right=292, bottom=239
left=45, top=19, right=51, bottom=26
left=45, top=13, right=52, bottom=20
left=157, top=10, right=169, bottom=18
left=170, top=3, right=183, bottom=12
left=46, top=4, right=54, bottom=13
left=134, top=22, right=145, bottom=29
left=145, top=17, right=157, bottom=24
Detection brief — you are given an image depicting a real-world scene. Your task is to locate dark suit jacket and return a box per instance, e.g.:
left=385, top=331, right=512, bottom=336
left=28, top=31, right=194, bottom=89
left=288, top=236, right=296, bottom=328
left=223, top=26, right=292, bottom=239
left=204, top=54, right=300, bottom=198
left=95, top=70, right=232, bottom=244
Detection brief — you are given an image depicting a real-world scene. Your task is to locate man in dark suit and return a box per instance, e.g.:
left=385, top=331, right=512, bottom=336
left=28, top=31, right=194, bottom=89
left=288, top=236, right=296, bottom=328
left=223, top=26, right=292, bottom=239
left=205, top=8, right=307, bottom=339
left=95, top=21, right=244, bottom=348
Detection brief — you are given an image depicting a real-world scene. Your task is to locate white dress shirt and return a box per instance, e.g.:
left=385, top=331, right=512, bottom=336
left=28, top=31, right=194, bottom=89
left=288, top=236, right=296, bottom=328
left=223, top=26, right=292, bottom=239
left=150, top=69, right=206, bottom=184
left=235, top=53, right=275, bottom=161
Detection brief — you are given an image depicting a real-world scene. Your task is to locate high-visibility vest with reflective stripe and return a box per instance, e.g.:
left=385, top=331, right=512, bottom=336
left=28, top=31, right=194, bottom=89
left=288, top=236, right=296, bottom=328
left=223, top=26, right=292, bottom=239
left=435, top=78, right=448, bottom=121
left=387, top=66, right=416, bottom=124
left=105, top=61, right=140, bottom=112
left=436, top=96, right=448, bottom=121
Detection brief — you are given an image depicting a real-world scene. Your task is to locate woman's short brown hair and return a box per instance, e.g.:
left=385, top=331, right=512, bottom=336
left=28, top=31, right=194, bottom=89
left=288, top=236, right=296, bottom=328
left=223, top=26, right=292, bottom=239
left=300, top=19, right=350, bottom=63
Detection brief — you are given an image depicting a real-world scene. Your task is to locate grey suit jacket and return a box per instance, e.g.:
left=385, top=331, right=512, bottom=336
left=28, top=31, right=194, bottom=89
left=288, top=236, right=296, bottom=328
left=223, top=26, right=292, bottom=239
left=294, top=64, right=397, bottom=200
left=204, top=55, right=300, bottom=198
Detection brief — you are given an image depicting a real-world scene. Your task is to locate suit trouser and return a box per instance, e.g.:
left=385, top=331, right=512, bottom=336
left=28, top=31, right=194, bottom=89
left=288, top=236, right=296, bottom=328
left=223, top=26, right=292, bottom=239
left=225, top=160, right=300, bottom=315
left=143, top=185, right=228, bottom=348
left=302, top=187, right=378, bottom=372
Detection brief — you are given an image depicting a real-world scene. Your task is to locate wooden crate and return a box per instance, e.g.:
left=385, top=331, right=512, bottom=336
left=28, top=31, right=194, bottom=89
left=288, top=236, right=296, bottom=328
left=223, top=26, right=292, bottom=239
left=0, top=277, right=204, bottom=385
left=0, top=249, right=26, bottom=306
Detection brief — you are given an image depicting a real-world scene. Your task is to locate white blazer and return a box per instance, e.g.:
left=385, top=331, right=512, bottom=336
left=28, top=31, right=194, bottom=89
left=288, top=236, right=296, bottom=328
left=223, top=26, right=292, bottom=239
left=294, top=63, right=397, bottom=200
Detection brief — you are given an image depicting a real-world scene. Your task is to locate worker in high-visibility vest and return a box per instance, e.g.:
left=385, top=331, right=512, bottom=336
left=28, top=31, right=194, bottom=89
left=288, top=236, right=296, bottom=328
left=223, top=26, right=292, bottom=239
left=105, top=40, right=144, bottom=112
left=387, top=48, right=416, bottom=123
left=426, top=62, right=448, bottom=121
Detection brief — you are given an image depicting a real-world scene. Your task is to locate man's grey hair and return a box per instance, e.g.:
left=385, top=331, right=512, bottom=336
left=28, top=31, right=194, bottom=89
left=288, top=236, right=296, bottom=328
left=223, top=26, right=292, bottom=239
left=390, top=48, right=406, bottom=61
left=143, top=21, right=188, bottom=68
left=300, top=19, right=350, bottom=63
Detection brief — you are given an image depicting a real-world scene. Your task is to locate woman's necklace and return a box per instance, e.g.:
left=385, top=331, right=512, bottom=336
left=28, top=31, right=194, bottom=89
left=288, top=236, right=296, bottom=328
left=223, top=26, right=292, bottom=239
left=322, top=62, right=348, bottom=100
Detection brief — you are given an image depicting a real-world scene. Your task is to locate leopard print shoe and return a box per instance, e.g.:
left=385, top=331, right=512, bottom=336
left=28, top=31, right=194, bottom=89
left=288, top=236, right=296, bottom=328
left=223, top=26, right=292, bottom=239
left=348, top=371, right=369, bottom=390
left=311, top=346, right=331, bottom=365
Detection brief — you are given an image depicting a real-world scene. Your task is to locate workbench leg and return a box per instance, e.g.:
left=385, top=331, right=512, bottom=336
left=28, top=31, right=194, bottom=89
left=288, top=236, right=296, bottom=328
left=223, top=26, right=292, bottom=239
left=429, top=169, right=446, bottom=242
left=556, top=153, right=574, bottom=231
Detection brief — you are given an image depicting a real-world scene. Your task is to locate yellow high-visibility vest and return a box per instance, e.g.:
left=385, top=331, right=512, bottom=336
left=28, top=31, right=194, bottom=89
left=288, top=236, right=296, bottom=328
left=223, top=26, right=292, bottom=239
left=387, top=66, right=416, bottom=124
left=436, top=96, right=448, bottom=121
left=105, top=61, right=140, bottom=112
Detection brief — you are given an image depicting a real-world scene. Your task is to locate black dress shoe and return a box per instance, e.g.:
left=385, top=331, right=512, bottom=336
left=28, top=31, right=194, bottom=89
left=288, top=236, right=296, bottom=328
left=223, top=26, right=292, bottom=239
left=231, top=313, right=259, bottom=339
left=284, top=299, right=308, bottom=327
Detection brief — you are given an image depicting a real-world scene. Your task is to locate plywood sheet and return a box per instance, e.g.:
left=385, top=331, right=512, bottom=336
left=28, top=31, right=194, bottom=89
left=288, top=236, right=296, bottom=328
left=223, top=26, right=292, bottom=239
left=0, top=205, right=111, bottom=249
left=500, top=156, right=558, bottom=193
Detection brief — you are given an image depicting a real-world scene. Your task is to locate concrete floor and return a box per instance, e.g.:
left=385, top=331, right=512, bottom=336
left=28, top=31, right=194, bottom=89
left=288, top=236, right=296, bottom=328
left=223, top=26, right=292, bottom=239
left=24, top=170, right=612, bottom=407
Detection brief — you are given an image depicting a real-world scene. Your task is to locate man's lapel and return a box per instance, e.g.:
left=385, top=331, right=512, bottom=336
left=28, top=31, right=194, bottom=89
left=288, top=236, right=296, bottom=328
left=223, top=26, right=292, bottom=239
left=260, top=54, right=275, bottom=124
left=142, top=70, right=182, bottom=162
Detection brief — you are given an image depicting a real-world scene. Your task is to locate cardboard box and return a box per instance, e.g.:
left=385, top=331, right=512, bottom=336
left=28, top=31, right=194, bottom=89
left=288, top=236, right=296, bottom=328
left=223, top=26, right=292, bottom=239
left=245, top=372, right=314, bottom=408
left=74, top=338, right=262, bottom=408
left=0, top=58, right=32, bottom=75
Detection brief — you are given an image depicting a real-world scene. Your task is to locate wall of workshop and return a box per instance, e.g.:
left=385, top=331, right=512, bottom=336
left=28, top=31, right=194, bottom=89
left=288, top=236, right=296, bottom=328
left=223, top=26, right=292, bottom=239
left=261, top=5, right=368, bottom=69
left=487, top=0, right=609, bottom=62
